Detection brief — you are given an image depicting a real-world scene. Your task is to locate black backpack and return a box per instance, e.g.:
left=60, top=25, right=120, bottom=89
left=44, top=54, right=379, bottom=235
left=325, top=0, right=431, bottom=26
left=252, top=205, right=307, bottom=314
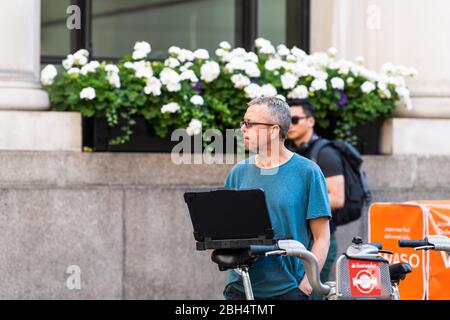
left=309, top=139, right=372, bottom=226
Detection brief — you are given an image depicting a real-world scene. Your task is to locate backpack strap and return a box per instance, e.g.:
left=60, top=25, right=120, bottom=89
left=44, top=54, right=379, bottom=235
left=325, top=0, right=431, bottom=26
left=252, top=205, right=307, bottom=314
left=309, top=138, right=332, bottom=164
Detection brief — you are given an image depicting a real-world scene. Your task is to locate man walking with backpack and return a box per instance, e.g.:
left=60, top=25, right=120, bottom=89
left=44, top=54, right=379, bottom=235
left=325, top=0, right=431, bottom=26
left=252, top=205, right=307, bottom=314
left=285, top=99, right=344, bottom=292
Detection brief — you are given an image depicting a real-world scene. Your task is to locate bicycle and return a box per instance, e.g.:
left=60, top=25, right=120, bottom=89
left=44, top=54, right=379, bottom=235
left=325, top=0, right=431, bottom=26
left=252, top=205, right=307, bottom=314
left=399, top=235, right=450, bottom=253
left=211, top=236, right=411, bottom=300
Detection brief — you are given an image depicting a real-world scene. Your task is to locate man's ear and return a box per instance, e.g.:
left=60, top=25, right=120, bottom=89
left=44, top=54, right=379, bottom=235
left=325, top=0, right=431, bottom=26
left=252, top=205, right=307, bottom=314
left=308, top=116, right=315, bottom=128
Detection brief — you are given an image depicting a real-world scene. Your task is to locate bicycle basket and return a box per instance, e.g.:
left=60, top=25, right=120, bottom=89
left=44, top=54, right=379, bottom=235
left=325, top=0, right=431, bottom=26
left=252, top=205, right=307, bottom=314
left=335, top=255, right=392, bottom=300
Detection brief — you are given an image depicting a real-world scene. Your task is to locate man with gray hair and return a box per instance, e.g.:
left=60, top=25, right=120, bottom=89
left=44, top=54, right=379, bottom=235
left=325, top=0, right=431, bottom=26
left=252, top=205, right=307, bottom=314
left=223, top=97, right=331, bottom=300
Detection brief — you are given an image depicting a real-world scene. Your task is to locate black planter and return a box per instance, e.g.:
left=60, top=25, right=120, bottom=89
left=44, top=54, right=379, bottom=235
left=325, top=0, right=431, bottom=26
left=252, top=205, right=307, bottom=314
left=82, top=116, right=241, bottom=153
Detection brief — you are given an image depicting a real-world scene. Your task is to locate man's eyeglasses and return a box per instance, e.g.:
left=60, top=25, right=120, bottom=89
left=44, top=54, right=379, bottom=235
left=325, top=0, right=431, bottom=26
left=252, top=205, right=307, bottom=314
left=240, top=120, right=277, bottom=129
left=291, top=116, right=309, bottom=125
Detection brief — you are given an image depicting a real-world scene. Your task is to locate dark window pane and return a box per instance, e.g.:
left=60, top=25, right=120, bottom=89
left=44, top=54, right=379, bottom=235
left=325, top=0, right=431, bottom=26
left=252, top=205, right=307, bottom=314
left=41, top=0, right=71, bottom=56
left=258, top=0, right=286, bottom=46
left=92, top=0, right=235, bottom=59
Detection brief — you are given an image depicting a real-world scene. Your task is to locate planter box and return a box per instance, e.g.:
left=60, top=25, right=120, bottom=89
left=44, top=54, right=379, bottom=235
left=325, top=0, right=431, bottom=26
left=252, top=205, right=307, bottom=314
left=83, top=116, right=240, bottom=153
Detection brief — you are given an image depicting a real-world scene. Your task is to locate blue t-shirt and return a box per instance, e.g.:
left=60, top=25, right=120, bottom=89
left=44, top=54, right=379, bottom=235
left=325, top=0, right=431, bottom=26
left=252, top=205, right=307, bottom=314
left=223, top=153, right=331, bottom=298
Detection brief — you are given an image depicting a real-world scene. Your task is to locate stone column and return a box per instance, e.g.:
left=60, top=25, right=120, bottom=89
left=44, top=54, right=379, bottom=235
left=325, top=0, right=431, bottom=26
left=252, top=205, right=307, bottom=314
left=311, top=0, right=450, bottom=155
left=0, top=0, right=49, bottom=110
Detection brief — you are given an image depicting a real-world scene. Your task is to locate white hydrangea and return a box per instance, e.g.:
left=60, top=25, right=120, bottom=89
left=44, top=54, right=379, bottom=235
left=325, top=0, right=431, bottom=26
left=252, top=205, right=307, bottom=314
left=178, top=49, right=195, bottom=63
left=286, top=54, right=297, bottom=63
left=261, top=84, right=277, bottom=97
left=180, top=69, right=199, bottom=83
left=355, top=56, right=365, bottom=65
left=347, top=77, right=354, bottom=84
left=264, top=58, right=283, bottom=71
left=287, top=85, right=309, bottom=99
left=164, top=57, right=181, bottom=68
left=132, top=50, right=147, bottom=60
left=200, top=61, right=220, bottom=83
left=105, top=64, right=119, bottom=74
left=245, top=52, right=259, bottom=63
left=73, top=49, right=89, bottom=66
left=159, top=67, right=181, bottom=92
left=219, top=41, right=232, bottom=50
left=255, top=38, right=275, bottom=55
left=161, top=102, right=180, bottom=113
left=107, top=72, right=121, bottom=88
left=225, top=57, right=246, bottom=73
left=62, top=54, right=75, bottom=70
left=310, top=79, right=327, bottom=91
left=281, top=73, right=299, bottom=90
left=186, top=119, right=202, bottom=136
left=291, top=46, right=306, bottom=60
left=144, top=77, right=162, bottom=96
left=244, top=83, right=262, bottom=99
left=168, top=46, right=181, bottom=56
left=80, top=87, right=96, bottom=100
left=80, top=61, right=100, bottom=75
left=215, top=48, right=226, bottom=58
left=377, top=82, right=391, bottom=99
left=40, top=64, right=58, bottom=85
left=361, top=81, right=376, bottom=93
left=135, top=66, right=154, bottom=79
left=244, top=62, right=260, bottom=78
left=231, top=74, right=251, bottom=89
left=190, top=95, right=204, bottom=105
left=193, top=49, right=209, bottom=60
left=134, top=41, right=151, bottom=55
left=277, top=44, right=290, bottom=56
left=67, top=67, right=80, bottom=75
left=327, top=47, right=338, bottom=57
left=331, top=77, right=345, bottom=90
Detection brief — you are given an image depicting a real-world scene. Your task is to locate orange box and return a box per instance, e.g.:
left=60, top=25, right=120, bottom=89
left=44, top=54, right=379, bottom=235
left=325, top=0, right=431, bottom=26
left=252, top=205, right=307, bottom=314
left=368, top=201, right=450, bottom=300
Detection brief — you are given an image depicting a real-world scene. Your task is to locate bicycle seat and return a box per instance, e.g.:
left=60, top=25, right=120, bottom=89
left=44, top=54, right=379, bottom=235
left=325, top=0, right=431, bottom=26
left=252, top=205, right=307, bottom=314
left=389, top=263, right=412, bottom=284
left=211, top=249, right=257, bottom=271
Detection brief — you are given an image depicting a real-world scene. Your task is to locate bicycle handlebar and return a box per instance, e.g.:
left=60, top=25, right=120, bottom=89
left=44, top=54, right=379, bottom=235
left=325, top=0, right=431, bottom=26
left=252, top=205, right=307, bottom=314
left=249, top=240, right=331, bottom=296
left=398, top=239, right=428, bottom=248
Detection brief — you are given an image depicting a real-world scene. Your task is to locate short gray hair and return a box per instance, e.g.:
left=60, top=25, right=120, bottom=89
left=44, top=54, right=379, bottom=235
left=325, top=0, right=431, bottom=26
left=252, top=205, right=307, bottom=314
left=248, top=97, right=291, bottom=139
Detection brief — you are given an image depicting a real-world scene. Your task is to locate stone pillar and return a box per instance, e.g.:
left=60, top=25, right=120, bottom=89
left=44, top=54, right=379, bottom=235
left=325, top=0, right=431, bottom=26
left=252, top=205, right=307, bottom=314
left=0, top=0, right=49, bottom=110
left=311, top=0, right=450, bottom=154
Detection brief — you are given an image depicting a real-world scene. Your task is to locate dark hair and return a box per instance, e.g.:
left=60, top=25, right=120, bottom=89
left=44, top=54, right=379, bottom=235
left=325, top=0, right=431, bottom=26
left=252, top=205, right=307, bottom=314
left=286, top=99, right=315, bottom=118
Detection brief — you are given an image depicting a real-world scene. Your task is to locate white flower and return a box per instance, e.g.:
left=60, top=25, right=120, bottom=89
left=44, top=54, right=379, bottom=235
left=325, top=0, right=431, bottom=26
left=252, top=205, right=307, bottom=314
left=281, top=73, right=299, bottom=90
left=219, top=41, right=231, bottom=50
left=144, top=77, right=162, bottom=96
left=327, top=47, right=338, bottom=57
left=186, top=119, right=202, bottom=136
left=310, top=79, right=327, bottom=91
left=80, top=87, right=96, bottom=100
left=180, top=70, right=198, bottom=83
left=277, top=44, right=290, bottom=56
left=231, top=74, right=251, bottom=89
left=67, top=67, right=80, bottom=75
left=178, top=49, right=195, bottom=63
left=286, top=54, right=297, bottom=63
left=225, top=57, right=246, bottom=73
left=132, top=50, right=147, bottom=60
left=62, top=54, right=74, bottom=70
left=276, top=94, right=286, bottom=101
left=40, top=64, right=58, bottom=85
left=355, top=56, right=365, bottom=65
left=193, top=49, right=209, bottom=60
left=161, top=102, right=180, bottom=114
left=105, top=64, right=119, bottom=74
left=261, top=84, right=277, bottom=97
left=164, top=57, right=181, bottom=68
left=264, top=58, right=283, bottom=71
left=215, top=48, right=225, bottom=57
left=291, top=46, right=306, bottom=59
left=135, top=66, right=153, bottom=79
left=73, top=49, right=89, bottom=66
left=134, top=41, right=151, bottom=55
left=107, top=72, right=121, bottom=88
left=244, top=83, right=262, bottom=99
left=80, top=60, right=100, bottom=75
left=259, top=44, right=276, bottom=55
left=255, top=38, right=275, bottom=54
left=395, top=86, right=410, bottom=98
left=377, top=82, right=391, bottom=99
left=331, top=77, right=345, bottom=90
left=190, top=95, right=204, bottom=105
left=244, top=62, right=260, bottom=78
left=361, top=81, right=376, bottom=93
left=159, top=67, right=181, bottom=92
left=168, top=46, right=181, bottom=56
left=347, top=77, right=354, bottom=84
left=245, top=52, right=259, bottom=63
left=287, top=85, right=309, bottom=99
left=200, top=61, right=220, bottom=83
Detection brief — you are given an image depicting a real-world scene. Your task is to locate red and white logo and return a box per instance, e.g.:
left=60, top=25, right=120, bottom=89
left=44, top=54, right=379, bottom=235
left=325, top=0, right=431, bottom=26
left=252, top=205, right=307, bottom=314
left=348, top=260, right=381, bottom=296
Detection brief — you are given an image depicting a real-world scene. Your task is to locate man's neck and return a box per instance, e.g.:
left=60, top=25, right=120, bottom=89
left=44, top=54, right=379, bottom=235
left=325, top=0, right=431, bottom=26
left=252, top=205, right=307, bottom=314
left=293, top=129, right=314, bottom=147
left=255, top=140, right=293, bottom=169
